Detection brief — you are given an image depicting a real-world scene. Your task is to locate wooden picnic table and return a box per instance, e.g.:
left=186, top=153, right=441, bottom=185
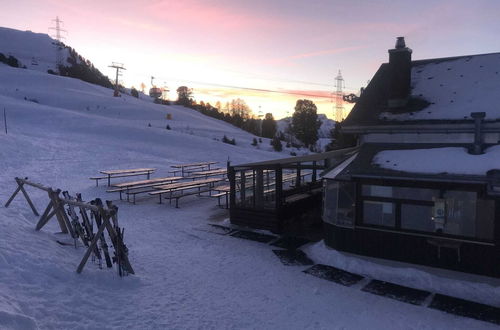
left=91, top=168, right=156, bottom=186
left=170, top=162, right=218, bottom=176
left=107, top=176, right=183, bottom=201
left=111, top=176, right=182, bottom=188
left=189, top=169, right=227, bottom=178
left=151, top=177, right=223, bottom=206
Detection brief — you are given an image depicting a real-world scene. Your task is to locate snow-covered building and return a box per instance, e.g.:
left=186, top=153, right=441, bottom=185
left=322, top=37, right=500, bottom=277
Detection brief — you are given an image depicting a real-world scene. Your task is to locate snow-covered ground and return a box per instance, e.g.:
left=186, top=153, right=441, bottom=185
left=0, top=29, right=499, bottom=329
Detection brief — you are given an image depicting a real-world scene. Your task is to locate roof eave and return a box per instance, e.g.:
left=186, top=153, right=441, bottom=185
left=342, top=121, right=500, bottom=134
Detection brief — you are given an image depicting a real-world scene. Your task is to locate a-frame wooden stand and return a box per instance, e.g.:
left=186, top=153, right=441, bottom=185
left=5, top=177, right=69, bottom=234
left=5, top=177, right=134, bottom=275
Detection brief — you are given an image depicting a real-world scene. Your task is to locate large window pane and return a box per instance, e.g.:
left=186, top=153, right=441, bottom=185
left=362, top=185, right=393, bottom=198
left=443, top=191, right=476, bottom=237
left=323, top=181, right=355, bottom=227
left=362, top=185, right=439, bottom=201
left=323, top=181, right=338, bottom=225
left=401, top=204, right=434, bottom=232
left=363, top=201, right=395, bottom=227
left=337, top=182, right=355, bottom=227
left=476, top=199, right=495, bottom=241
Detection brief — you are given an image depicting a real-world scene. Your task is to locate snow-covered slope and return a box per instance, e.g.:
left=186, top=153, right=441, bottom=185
left=0, top=27, right=68, bottom=73
left=0, top=31, right=498, bottom=329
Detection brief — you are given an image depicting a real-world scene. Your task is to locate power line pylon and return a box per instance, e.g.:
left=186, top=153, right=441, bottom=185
left=108, top=62, right=126, bottom=97
left=334, top=70, right=345, bottom=122
left=49, top=16, right=67, bottom=70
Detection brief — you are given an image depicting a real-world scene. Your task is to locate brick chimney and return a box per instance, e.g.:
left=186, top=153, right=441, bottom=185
left=388, top=37, right=412, bottom=109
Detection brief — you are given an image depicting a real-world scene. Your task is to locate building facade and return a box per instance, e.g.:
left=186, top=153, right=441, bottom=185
left=322, top=38, right=500, bottom=277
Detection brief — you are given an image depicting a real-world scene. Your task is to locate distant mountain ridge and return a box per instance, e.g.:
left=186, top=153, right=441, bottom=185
left=0, top=26, right=111, bottom=88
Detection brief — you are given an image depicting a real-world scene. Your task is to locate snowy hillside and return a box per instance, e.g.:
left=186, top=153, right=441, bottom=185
left=0, top=30, right=499, bottom=330
left=0, top=27, right=68, bottom=73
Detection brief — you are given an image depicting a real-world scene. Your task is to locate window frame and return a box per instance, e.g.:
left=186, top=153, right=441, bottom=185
left=356, top=181, right=495, bottom=244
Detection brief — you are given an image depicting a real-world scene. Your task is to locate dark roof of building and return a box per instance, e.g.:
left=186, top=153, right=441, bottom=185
left=343, top=52, right=500, bottom=127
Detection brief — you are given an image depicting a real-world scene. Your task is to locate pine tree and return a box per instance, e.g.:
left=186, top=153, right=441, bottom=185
left=291, top=99, right=322, bottom=147
left=261, top=113, right=277, bottom=138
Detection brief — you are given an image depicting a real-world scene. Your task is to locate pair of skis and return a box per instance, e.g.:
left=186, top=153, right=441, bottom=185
left=62, top=193, right=133, bottom=276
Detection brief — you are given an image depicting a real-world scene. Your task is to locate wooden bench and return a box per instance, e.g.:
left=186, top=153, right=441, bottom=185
left=106, top=177, right=182, bottom=202
left=185, top=169, right=227, bottom=180
left=90, top=172, right=152, bottom=187
left=93, top=168, right=156, bottom=186
left=171, top=162, right=218, bottom=176
left=150, top=183, right=212, bottom=207
left=150, top=178, right=223, bottom=207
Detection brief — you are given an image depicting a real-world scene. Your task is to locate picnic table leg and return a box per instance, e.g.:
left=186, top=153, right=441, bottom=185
left=225, top=192, right=229, bottom=209
left=107, top=174, right=111, bottom=187
left=147, top=171, right=151, bottom=180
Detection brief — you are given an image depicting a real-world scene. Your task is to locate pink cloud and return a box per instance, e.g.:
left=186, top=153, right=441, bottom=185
left=145, top=0, right=287, bottom=31
left=265, top=46, right=367, bottom=65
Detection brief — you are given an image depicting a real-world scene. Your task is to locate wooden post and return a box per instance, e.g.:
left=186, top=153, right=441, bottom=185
left=312, top=161, right=317, bottom=183
left=35, top=200, right=54, bottom=230
left=228, top=166, right=236, bottom=208
left=77, top=212, right=110, bottom=273
left=255, top=169, right=264, bottom=208
left=296, top=163, right=301, bottom=187
left=240, top=171, right=246, bottom=203
left=3, top=108, right=7, bottom=135
left=5, top=177, right=40, bottom=216
left=275, top=166, right=283, bottom=210
left=52, top=189, right=71, bottom=234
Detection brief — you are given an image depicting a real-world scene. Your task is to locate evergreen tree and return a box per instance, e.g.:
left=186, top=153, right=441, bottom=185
left=270, top=136, right=283, bottom=151
left=261, top=113, right=277, bottom=138
left=176, top=86, right=193, bottom=106
left=131, top=87, right=139, bottom=98
left=291, top=99, right=322, bottom=147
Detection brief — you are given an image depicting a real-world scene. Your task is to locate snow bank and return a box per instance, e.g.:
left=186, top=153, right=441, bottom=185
left=305, top=241, right=500, bottom=307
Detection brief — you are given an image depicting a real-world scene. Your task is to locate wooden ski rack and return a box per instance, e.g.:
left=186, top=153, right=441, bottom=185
left=4, top=177, right=134, bottom=276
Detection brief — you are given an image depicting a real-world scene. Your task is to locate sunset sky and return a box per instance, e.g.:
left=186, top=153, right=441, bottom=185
left=2, top=0, right=500, bottom=119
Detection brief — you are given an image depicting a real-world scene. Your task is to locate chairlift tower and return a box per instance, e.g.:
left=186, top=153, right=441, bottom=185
left=49, top=16, right=67, bottom=70
left=334, top=70, right=345, bottom=122
left=108, top=62, right=126, bottom=97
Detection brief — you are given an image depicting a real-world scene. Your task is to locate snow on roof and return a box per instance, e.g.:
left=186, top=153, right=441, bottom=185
left=373, top=145, right=500, bottom=176
left=381, top=53, right=500, bottom=121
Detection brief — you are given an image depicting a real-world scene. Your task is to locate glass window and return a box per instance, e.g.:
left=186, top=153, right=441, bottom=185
left=476, top=199, right=495, bottom=241
left=443, top=191, right=476, bottom=237
left=337, top=182, right=355, bottom=227
left=362, top=185, right=439, bottom=201
left=323, top=181, right=355, bottom=227
left=322, top=181, right=338, bottom=225
left=401, top=204, right=434, bottom=232
left=363, top=201, right=395, bottom=227
left=395, top=187, right=440, bottom=201
left=362, top=185, right=393, bottom=198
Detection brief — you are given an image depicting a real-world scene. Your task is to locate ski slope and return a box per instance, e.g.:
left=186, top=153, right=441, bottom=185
left=0, top=28, right=499, bottom=329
